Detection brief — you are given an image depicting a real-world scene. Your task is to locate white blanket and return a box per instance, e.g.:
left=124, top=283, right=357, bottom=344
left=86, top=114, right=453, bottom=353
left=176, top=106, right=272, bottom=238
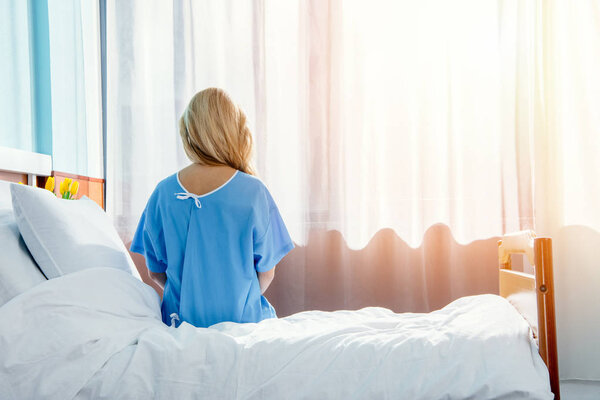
left=0, top=268, right=552, bottom=399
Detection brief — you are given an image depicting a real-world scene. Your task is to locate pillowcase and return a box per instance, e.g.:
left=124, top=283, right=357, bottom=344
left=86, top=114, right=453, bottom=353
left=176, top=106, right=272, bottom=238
left=0, top=208, right=47, bottom=307
left=10, top=183, right=140, bottom=279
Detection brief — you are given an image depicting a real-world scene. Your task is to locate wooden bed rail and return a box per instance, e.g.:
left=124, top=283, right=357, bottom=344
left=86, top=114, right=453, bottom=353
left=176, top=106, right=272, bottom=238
left=498, top=231, right=560, bottom=399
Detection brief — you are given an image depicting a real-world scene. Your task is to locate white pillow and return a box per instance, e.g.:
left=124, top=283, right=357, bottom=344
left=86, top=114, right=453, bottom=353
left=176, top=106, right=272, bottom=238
left=0, top=208, right=47, bottom=307
left=10, top=183, right=140, bottom=279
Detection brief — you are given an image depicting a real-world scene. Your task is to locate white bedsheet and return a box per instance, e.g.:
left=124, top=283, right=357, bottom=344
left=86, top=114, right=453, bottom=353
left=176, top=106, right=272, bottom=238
left=0, top=268, right=552, bottom=400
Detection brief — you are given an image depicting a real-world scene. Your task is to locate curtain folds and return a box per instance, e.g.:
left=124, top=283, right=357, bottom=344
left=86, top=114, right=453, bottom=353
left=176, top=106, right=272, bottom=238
left=0, top=1, right=34, bottom=151
left=107, top=0, right=600, bottom=380
left=47, top=0, right=103, bottom=177
left=272, top=0, right=537, bottom=248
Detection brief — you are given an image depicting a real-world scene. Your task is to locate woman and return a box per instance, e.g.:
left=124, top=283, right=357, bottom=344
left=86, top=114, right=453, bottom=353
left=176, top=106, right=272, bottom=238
left=130, top=88, right=294, bottom=328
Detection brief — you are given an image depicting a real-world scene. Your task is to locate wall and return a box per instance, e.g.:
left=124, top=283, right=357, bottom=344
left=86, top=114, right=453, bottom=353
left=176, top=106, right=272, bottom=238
left=552, top=227, right=600, bottom=380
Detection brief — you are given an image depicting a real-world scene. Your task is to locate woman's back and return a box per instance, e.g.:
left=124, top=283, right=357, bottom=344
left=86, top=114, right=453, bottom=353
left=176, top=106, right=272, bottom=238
left=178, top=164, right=238, bottom=197
left=131, top=168, right=293, bottom=327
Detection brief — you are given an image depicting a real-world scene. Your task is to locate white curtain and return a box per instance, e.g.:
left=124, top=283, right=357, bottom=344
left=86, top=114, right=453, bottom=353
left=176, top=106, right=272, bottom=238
left=0, top=1, right=33, bottom=151
left=106, top=0, right=600, bottom=380
left=47, top=0, right=103, bottom=177
left=260, top=0, right=536, bottom=248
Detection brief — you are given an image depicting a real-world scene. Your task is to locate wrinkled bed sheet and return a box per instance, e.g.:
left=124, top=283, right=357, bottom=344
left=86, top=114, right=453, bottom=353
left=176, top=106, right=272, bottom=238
left=0, top=268, right=552, bottom=399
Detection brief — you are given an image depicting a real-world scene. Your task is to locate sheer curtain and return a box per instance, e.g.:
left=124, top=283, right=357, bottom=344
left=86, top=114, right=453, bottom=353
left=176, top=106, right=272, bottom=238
left=0, top=1, right=34, bottom=151
left=260, top=0, right=535, bottom=248
left=106, top=0, right=600, bottom=380
left=47, top=0, right=103, bottom=177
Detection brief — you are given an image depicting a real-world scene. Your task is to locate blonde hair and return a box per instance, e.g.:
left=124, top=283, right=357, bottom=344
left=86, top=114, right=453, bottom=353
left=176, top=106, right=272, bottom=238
left=179, top=88, right=255, bottom=175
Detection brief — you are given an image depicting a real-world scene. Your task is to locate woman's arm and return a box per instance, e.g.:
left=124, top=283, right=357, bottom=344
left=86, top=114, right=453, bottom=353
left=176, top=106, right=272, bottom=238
left=257, top=267, right=276, bottom=294
left=149, top=271, right=167, bottom=290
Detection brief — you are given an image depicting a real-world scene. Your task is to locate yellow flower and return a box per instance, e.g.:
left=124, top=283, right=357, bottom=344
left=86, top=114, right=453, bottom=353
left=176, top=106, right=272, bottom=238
left=60, top=178, right=72, bottom=196
left=70, top=181, right=79, bottom=197
left=45, top=176, right=55, bottom=192
left=18, top=181, right=24, bottom=185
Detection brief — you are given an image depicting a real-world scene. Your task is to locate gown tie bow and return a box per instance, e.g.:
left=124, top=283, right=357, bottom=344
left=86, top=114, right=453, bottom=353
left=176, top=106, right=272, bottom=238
left=175, top=192, right=202, bottom=208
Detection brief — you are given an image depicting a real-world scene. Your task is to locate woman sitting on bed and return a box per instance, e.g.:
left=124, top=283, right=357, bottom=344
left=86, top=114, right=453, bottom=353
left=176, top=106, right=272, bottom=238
left=130, top=88, right=294, bottom=328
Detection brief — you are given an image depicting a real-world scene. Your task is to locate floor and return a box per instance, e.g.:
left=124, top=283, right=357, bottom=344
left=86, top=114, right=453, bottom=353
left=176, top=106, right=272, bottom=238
left=561, top=380, right=600, bottom=400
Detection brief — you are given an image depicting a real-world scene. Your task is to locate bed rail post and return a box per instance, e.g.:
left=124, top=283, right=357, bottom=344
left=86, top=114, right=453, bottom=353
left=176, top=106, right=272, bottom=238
left=534, top=238, right=560, bottom=400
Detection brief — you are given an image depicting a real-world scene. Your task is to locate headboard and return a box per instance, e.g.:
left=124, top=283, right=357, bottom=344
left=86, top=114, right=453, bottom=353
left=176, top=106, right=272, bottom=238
left=0, top=146, right=52, bottom=185
left=498, top=231, right=560, bottom=399
left=0, top=147, right=104, bottom=209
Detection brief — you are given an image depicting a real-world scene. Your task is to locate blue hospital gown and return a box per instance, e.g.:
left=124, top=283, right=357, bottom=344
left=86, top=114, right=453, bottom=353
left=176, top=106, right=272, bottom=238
left=130, top=170, right=294, bottom=328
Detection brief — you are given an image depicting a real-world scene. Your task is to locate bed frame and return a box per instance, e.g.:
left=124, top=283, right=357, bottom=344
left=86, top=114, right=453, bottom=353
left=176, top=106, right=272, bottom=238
left=498, top=230, right=560, bottom=399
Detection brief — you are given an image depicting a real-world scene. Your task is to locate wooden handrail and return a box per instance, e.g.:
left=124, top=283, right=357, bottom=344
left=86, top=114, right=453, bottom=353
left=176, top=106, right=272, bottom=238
left=534, top=238, right=560, bottom=399
left=498, top=233, right=560, bottom=399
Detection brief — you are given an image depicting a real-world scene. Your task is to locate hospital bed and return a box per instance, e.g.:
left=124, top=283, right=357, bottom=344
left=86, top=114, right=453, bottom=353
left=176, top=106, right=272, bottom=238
left=0, top=152, right=559, bottom=399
